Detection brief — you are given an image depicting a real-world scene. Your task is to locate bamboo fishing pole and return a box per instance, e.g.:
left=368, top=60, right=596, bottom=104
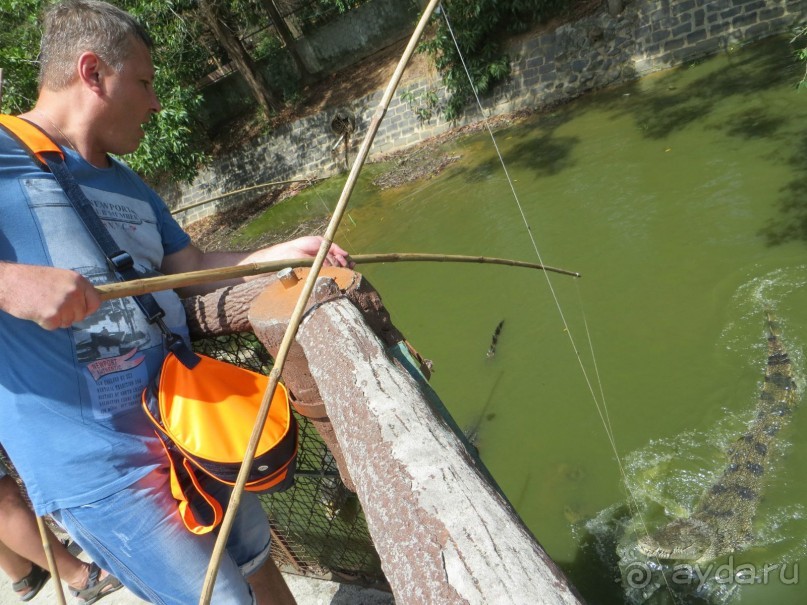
left=170, top=177, right=322, bottom=217
left=198, top=0, right=444, bottom=601
left=96, top=253, right=580, bottom=301
left=35, top=516, right=66, bottom=605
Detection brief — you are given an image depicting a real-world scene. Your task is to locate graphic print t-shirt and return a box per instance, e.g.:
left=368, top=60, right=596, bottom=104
left=0, top=129, right=191, bottom=513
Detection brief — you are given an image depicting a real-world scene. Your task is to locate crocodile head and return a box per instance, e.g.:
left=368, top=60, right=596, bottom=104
left=636, top=517, right=714, bottom=562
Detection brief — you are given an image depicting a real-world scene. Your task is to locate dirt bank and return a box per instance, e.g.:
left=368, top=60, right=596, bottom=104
left=186, top=107, right=536, bottom=251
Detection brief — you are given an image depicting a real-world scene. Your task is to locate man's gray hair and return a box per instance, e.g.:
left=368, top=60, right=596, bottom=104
left=39, top=0, right=153, bottom=91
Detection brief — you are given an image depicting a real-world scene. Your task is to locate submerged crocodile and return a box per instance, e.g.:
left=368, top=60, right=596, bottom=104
left=637, top=312, right=799, bottom=563
left=486, top=319, right=505, bottom=359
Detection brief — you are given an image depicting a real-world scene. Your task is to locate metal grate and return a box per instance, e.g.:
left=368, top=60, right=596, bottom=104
left=193, top=332, right=387, bottom=587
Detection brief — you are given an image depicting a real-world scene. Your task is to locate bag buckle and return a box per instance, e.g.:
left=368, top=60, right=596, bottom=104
left=162, top=327, right=201, bottom=369
left=108, top=250, right=134, bottom=273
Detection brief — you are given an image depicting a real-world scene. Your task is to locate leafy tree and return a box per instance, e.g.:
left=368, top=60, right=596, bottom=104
left=197, top=0, right=283, bottom=118
left=0, top=0, right=44, bottom=114
left=120, top=0, right=212, bottom=182
left=0, top=0, right=209, bottom=183
left=794, top=25, right=807, bottom=90
left=420, top=0, right=568, bottom=121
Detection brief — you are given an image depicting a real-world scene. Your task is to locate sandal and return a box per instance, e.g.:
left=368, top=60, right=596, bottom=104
left=68, top=563, right=123, bottom=605
left=12, top=563, right=51, bottom=602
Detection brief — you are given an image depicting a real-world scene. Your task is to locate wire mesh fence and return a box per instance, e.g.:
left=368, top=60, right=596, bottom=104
left=193, top=332, right=388, bottom=588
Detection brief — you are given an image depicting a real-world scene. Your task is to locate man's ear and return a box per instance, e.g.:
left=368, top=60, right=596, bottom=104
left=76, top=51, right=104, bottom=93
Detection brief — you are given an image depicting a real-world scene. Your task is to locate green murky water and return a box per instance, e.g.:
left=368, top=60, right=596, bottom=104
left=245, top=37, right=807, bottom=603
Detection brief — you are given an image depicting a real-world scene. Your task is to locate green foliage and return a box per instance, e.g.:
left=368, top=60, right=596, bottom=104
left=0, top=0, right=209, bottom=183
left=420, top=0, right=567, bottom=121
left=0, top=0, right=45, bottom=114
left=204, top=0, right=303, bottom=106
left=128, top=80, right=207, bottom=183
left=794, top=25, right=807, bottom=91
left=400, top=87, right=442, bottom=124
left=118, top=0, right=211, bottom=182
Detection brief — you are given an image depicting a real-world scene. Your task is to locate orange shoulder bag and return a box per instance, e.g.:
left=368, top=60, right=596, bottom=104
left=142, top=345, right=297, bottom=535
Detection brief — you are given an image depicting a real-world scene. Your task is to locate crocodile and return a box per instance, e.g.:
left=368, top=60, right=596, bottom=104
left=636, top=312, right=799, bottom=563
left=486, top=319, right=505, bottom=359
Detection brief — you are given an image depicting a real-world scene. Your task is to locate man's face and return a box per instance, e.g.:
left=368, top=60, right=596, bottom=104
left=98, top=38, right=161, bottom=156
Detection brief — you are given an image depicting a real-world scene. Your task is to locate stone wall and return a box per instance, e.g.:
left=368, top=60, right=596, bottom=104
left=164, top=0, right=806, bottom=226
left=198, top=0, right=420, bottom=133
left=294, top=0, right=420, bottom=74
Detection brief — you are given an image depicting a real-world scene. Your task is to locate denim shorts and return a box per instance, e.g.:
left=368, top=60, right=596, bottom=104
left=52, top=466, right=271, bottom=605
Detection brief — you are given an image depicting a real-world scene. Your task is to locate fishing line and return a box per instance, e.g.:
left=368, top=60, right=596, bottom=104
left=573, top=281, right=617, bottom=453
left=440, top=6, right=677, bottom=598
left=573, top=280, right=658, bottom=539
left=439, top=5, right=619, bottom=468
left=305, top=176, right=359, bottom=253
left=571, top=288, right=676, bottom=601
left=572, top=282, right=645, bottom=517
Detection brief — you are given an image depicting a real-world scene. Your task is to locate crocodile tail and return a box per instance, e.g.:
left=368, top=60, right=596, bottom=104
left=764, top=312, right=790, bottom=364
left=765, top=310, right=780, bottom=339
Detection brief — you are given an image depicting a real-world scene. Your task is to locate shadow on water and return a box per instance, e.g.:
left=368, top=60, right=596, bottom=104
left=504, top=124, right=580, bottom=177
left=760, top=134, right=807, bottom=246
left=593, top=36, right=807, bottom=248
left=559, top=505, right=721, bottom=605
left=484, top=33, right=807, bottom=250
left=444, top=108, right=580, bottom=183
left=597, top=36, right=800, bottom=141
left=442, top=36, right=807, bottom=223
left=721, top=106, right=788, bottom=141
left=558, top=509, right=628, bottom=605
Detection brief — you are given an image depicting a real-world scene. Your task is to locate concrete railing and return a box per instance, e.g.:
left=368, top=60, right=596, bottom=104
left=184, top=270, right=583, bottom=605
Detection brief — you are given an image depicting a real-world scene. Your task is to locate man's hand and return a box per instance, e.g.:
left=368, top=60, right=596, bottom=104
left=162, top=236, right=353, bottom=297
left=246, top=236, right=353, bottom=268
left=0, top=263, right=101, bottom=330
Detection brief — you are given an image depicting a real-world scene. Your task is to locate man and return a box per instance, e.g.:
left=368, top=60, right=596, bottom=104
left=0, top=1, right=350, bottom=603
left=0, top=459, right=122, bottom=602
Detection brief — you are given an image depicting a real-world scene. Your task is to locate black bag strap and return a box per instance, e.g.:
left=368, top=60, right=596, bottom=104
left=43, top=152, right=200, bottom=368
left=44, top=155, right=164, bottom=323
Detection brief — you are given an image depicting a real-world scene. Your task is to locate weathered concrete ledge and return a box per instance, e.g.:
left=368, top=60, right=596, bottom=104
left=294, top=297, right=581, bottom=604
left=239, top=270, right=582, bottom=604
left=183, top=271, right=584, bottom=602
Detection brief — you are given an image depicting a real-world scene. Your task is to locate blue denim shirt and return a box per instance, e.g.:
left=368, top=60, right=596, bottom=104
left=0, top=130, right=191, bottom=514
